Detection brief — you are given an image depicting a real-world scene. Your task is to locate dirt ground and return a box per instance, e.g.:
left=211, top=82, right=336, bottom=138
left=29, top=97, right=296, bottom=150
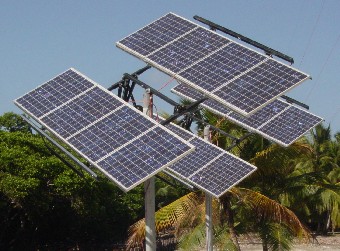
left=239, top=234, right=340, bottom=251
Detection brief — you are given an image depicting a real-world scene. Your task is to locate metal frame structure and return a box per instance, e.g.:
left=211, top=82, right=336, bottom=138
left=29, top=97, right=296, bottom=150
left=112, top=14, right=316, bottom=250
left=193, top=15, right=294, bottom=64
left=110, top=66, right=256, bottom=251
left=20, top=114, right=98, bottom=178
left=14, top=13, right=322, bottom=251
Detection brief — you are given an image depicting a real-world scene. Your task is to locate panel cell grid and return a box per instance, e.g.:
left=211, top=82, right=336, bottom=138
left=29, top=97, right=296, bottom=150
left=118, top=13, right=197, bottom=57
left=190, top=154, right=255, bottom=197
left=14, top=68, right=195, bottom=192
left=117, top=12, right=310, bottom=116
left=169, top=137, right=223, bottom=177
left=15, top=69, right=93, bottom=118
left=171, top=83, right=323, bottom=147
left=228, top=99, right=289, bottom=128
left=67, top=107, right=155, bottom=162
left=178, top=43, right=266, bottom=92
left=163, top=122, right=195, bottom=141
left=148, top=27, right=230, bottom=74
left=98, top=126, right=193, bottom=190
left=161, top=120, right=257, bottom=197
left=259, top=106, right=322, bottom=145
left=212, top=59, right=308, bottom=114
left=41, top=87, right=123, bottom=138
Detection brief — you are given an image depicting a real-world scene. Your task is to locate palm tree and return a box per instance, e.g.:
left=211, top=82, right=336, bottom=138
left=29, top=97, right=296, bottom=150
left=126, top=106, right=312, bottom=250
left=293, top=124, right=340, bottom=234
left=126, top=187, right=310, bottom=250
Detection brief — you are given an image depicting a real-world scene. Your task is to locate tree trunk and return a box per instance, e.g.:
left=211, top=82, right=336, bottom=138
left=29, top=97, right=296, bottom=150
left=221, top=194, right=241, bottom=251
left=262, top=239, right=269, bottom=251
left=322, top=210, right=331, bottom=235
left=317, top=210, right=331, bottom=235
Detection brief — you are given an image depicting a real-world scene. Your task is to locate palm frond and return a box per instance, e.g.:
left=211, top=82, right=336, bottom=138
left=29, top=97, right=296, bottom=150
left=231, top=188, right=311, bottom=239
left=258, top=222, right=294, bottom=251
left=177, top=223, right=205, bottom=250
left=213, top=225, right=238, bottom=251
left=126, top=192, right=201, bottom=249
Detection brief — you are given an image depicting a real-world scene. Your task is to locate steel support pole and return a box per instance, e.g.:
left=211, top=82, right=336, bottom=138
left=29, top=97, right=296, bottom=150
left=143, top=89, right=156, bottom=251
left=204, top=125, right=213, bottom=251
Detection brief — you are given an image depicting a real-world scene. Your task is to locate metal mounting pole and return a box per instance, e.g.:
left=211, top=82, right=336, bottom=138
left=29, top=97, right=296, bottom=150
left=143, top=88, right=156, bottom=251
left=204, top=125, right=213, bottom=251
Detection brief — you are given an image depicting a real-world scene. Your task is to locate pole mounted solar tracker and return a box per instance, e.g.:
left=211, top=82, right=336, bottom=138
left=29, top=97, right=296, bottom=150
left=116, top=13, right=312, bottom=117
left=14, top=68, right=196, bottom=192
left=116, top=12, right=323, bottom=147
left=13, top=12, right=324, bottom=251
left=115, top=13, right=323, bottom=250
left=113, top=70, right=243, bottom=143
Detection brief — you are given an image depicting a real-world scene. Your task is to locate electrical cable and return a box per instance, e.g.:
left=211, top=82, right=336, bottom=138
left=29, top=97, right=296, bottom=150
left=304, top=33, right=340, bottom=102
left=298, top=0, right=326, bottom=67
left=287, top=0, right=306, bottom=53
left=158, top=76, right=175, bottom=91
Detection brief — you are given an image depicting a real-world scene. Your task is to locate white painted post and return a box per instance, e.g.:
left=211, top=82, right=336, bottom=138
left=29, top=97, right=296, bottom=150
left=143, top=89, right=156, bottom=251
left=204, top=125, right=213, bottom=251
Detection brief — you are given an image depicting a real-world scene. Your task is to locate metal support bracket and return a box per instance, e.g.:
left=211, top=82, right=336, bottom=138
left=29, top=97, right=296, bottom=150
left=161, top=97, right=208, bottom=126
left=20, top=115, right=98, bottom=179
left=194, top=15, right=294, bottom=64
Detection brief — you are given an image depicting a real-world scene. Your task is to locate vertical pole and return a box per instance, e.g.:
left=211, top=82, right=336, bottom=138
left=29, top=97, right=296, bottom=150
left=204, top=125, right=213, bottom=251
left=143, top=89, right=156, bottom=251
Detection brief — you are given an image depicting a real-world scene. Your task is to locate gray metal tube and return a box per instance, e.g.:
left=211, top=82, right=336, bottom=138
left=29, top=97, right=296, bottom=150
left=143, top=89, right=156, bottom=251
left=204, top=125, right=213, bottom=250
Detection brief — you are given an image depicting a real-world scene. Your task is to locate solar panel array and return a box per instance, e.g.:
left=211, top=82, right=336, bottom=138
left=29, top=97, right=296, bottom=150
left=172, top=84, right=323, bottom=147
left=14, top=68, right=195, bottom=192
left=117, top=12, right=310, bottom=116
left=156, top=117, right=257, bottom=198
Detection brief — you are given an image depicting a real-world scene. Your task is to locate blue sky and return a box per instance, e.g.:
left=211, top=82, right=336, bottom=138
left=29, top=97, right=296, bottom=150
left=1, top=0, right=339, bottom=134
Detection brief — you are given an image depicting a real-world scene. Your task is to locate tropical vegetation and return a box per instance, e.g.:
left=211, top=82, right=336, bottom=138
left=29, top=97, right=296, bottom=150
left=126, top=108, right=340, bottom=250
left=0, top=110, right=339, bottom=250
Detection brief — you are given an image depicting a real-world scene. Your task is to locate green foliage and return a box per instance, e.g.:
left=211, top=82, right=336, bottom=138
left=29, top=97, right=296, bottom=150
left=0, top=112, right=145, bottom=249
left=177, top=223, right=205, bottom=250
left=2, top=106, right=340, bottom=250
left=213, top=226, right=238, bottom=251
left=0, top=112, right=31, bottom=133
left=258, top=222, right=294, bottom=251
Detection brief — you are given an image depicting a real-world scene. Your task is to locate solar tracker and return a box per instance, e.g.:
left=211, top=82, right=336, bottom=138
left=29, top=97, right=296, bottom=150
left=172, top=83, right=323, bottom=147
left=157, top=118, right=257, bottom=198
left=116, top=12, right=310, bottom=116
left=14, top=68, right=195, bottom=192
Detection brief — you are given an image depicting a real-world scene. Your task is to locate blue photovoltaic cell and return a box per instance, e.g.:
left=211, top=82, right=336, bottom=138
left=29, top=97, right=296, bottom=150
left=117, top=12, right=310, bottom=116
left=14, top=68, right=195, bottom=192
left=148, top=27, right=230, bottom=74
left=178, top=43, right=266, bottom=92
left=171, top=83, right=323, bottom=147
left=169, top=138, right=224, bottom=177
left=259, top=106, right=323, bottom=145
left=41, top=87, right=122, bottom=138
left=118, top=13, right=196, bottom=57
left=15, top=69, right=93, bottom=118
left=163, top=122, right=194, bottom=141
left=162, top=121, right=256, bottom=197
left=190, top=154, right=255, bottom=196
left=227, top=99, right=289, bottom=129
left=212, top=59, right=308, bottom=114
left=97, top=127, right=193, bottom=190
left=67, top=106, right=155, bottom=161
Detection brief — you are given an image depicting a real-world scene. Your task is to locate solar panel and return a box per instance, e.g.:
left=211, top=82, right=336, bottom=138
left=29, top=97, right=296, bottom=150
left=116, top=12, right=310, bottom=116
left=159, top=119, right=257, bottom=198
left=172, top=83, right=323, bottom=147
left=14, top=68, right=195, bottom=192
